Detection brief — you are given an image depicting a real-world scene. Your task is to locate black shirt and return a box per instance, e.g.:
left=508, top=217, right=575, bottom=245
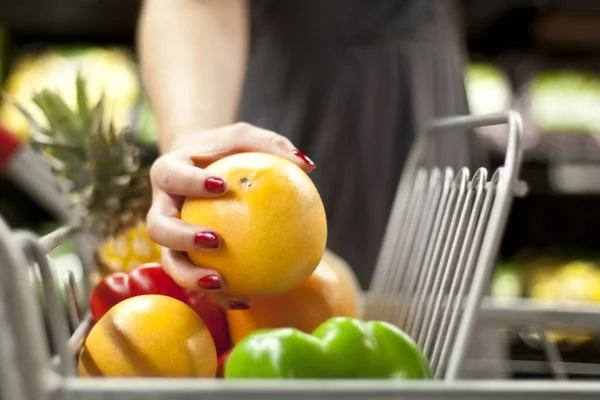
left=239, top=0, right=475, bottom=287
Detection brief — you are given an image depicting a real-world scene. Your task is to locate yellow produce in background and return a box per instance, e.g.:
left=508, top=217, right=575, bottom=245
left=530, top=261, right=600, bottom=344
left=0, top=46, right=140, bottom=140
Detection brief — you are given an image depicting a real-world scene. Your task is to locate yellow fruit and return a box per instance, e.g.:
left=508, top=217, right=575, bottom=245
left=530, top=261, right=600, bottom=344
left=78, top=295, right=217, bottom=377
left=96, top=221, right=162, bottom=274
left=181, top=152, right=327, bottom=298
left=227, top=249, right=360, bottom=344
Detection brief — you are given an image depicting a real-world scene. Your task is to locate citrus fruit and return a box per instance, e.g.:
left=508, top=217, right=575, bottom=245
left=227, top=249, right=361, bottom=344
left=181, top=152, right=327, bottom=298
left=78, top=294, right=217, bottom=377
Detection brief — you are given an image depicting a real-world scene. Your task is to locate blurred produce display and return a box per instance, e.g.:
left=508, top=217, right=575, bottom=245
left=0, top=45, right=142, bottom=141
left=493, top=250, right=600, bottom=346
left=134, top=97, right=159, bottom=148
left=529, top=70, right=600, bottom=134
left=464, top=62, right=520, bottom=149
left=465, top=62, right=513, bottom=116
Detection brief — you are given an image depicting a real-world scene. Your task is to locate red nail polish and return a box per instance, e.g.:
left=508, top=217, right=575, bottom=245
left=194, top=231, right=219, bottom=248
left=205, top=177, right=225, bottom=193
left=292, top=150, right=315, bottom=167
left=197, top=275, right=222, bottom=290
left=230, top=302, right=250, bottom=310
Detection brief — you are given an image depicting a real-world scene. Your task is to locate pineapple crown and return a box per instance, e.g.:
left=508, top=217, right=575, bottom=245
left=5, top=73, right=152, bottom=238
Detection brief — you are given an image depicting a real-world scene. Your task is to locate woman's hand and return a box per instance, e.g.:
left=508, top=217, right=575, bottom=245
left=147, top=123, right=316, bottom=309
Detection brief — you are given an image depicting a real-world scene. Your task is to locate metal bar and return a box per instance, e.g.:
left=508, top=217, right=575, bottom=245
left=478, top=299, right=600, bottom=329
left=0, top=217, right=52, bottom=400
left=430, top=169, right=488, bottom=376
left=3, top=145, right=71, bottom=221
left=0, top=264, right=27, bottom=400
left=39, top=225, right=78, bottom=253
left=465, top=359, right=600, bottom=377
left=445, top=111, right=524, bottom=380
left=58, top=379, right=600, bottom=400
left=16, top=232, right=76, bottom=376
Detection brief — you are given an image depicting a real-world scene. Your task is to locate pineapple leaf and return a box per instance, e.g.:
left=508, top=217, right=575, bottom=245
left=33, top=90, right=82, bottom=144
left=75, top=72, right=92, bottom=132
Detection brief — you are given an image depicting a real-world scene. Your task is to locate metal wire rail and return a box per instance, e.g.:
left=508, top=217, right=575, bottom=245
left=3, top=110, right=600, bottom=400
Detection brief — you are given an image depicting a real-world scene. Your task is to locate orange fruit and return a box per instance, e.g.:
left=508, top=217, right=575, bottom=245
left=181, top=152, right=327, bottom=298
left=78, top=295, right=217, bottom=377
left=227, top=249, right=362, bottom=344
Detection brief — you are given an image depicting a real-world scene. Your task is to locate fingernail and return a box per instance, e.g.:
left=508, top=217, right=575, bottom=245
left=230, top=302, right=250, bottom=310
left=205, top=177, right=226, bottom=193
left=194, top=231, right=220, bottom=248
left=197, top=274, right=222, bottom=290
left=292, top=150, right=315, bottom=168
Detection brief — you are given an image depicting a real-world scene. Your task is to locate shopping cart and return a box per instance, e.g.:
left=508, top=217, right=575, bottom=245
left=2, top=110, right=600, bottom=400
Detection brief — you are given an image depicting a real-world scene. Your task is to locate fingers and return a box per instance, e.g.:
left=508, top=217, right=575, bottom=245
left=147, top=191, right=221, bottom=252
left=161, top=248, right=250, bottom=310
left=210, top=292, right=251, bottom=311
left=150, top=154, right=227, bottom=198
left=188, top=123, right=317, bottom=173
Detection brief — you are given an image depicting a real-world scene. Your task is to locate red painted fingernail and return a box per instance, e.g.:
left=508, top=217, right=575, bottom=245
left=230, top=302, right=250, bottom=310
left=194, top=231, right=220, bottom=248
left=197, top=274, right=222, bottom=290
left=292, top=150, right=315, bottom=167
left=205, top=177, right=225, bottom=193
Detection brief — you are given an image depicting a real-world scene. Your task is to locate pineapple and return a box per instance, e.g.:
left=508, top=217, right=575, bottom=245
left=7, top=74, right=161, bottom=278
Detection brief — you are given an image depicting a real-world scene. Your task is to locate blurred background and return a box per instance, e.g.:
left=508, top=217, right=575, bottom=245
left=2, top=0, right=600, bottom=380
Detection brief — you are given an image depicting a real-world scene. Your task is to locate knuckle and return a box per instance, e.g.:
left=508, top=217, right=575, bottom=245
left=268, top=134, right=292, bottom=149
left=161, top=166, right=176, bottom=189
left=149, top=158, right=163, bottom=183
left=160, top=249, right=175, bottom=275
left=145, top=211, right=160, bottom=241
left=232, top=121, right=252, bottom=132
left=227, top=122, right=253, bottom=141
left=149, top=156, right=173, bottom=188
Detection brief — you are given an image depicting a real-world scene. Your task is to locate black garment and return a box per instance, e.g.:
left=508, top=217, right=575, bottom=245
left=239, top=0, right=475, bottom=288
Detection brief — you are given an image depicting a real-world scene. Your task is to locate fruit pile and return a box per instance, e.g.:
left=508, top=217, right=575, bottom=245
left=81, top=261, right=431, bottom=380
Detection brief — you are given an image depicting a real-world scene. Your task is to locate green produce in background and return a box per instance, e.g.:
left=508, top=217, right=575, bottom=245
left=224, top=317, right=432, bottom=380
left=491, top=263, right=525, bottom=302
left=465, top=62, right=512, bottom=116
left=530, top=70, right=600, bottom=133
left=135, top=98, right=159, bottom=148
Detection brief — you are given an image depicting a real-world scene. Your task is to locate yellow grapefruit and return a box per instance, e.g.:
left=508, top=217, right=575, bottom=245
left=227, top=249, right=361, bottom=344
left=78, top=295, right=217, bottom=377
left=181, top=152, right=327, bottom=298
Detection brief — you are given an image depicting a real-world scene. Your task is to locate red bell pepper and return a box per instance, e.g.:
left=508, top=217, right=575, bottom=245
left=216, top=349, right=232, bottom=378
left=89, top=262, right=231, bottom=356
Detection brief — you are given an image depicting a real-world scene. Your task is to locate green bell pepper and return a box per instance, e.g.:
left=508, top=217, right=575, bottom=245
left=224, top=317, right=432, bottom=379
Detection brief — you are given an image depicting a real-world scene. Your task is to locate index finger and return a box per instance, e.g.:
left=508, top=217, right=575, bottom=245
left=187, top=124, right=317, bottom=173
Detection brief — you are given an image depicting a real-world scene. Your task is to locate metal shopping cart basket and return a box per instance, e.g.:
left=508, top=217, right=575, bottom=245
left=2, top=110, right=600, bottom=400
